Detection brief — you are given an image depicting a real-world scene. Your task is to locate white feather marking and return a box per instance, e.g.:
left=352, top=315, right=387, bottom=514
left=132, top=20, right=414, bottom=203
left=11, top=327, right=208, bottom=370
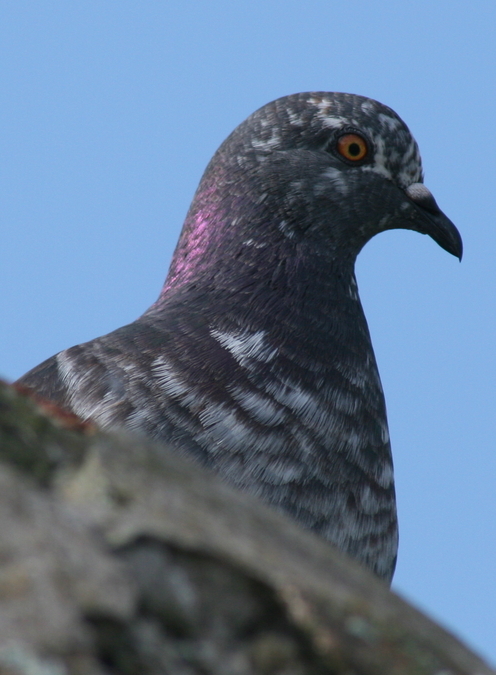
left=56, top=351, right=85, bottom=393
left=333, top=361, right=368, bottom=390
left=56, top=351, right=109, bottom=420
left=228, top=386, right=286, bottom=426
left=151, top=356, right=203, bottom=409
left=263, top=378, right=313, bottom=412
left=125, top=406, right=160, bottom=431
left=89, top=393, right=125, bottom=426
left=331, top=389, right=361, bottom=416
left=290, top=179, right=304, bottom=191
left=307, top=96, right=347, bottom=128
left=340, top=428, right=366, bottom=454
left=314, top=167, right=349, bottom=196
left=378, top=112, right=402, bottom=131
left=376, top=462, right=394, bottom=488
left=347, top=283, right=359, bottom=300
left=243, top=238, right=267, bottom=249
left=361, top=136, right=392, bottom=181
left=262, top=378, right=342, bottom=438
left=286, top=109, right=306, bottom=126
left=256, top=192, right=268, bottom=204
left=210, top=329, right=277, bottom=367
left=251, top=129, right=281, bottom=150
left=278, top=219, right=296, bottom=238
left=358, top=485, right=384, bottom=515
left=199, top=401, right=237, bottom=429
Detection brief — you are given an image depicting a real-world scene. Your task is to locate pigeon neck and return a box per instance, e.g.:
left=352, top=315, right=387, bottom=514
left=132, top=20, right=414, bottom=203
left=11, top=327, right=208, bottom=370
left=156, top=211, right=361, bottom=307
left=156, top=146, right=373, bottom=303
left=150, top=224, right=363, bottom=337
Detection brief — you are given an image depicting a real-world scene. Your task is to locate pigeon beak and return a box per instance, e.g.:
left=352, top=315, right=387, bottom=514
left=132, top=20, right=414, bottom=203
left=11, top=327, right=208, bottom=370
left=404, top=183, right=463, bottom=261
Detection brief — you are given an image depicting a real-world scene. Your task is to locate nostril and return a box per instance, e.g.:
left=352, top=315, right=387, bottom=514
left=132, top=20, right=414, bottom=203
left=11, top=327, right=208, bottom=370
left=405, top=183, right=440, bottom=214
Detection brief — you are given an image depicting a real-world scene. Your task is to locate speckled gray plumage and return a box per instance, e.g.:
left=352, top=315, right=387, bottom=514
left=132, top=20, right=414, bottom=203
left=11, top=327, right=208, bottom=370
left=18, top=92, right=462, bottom=583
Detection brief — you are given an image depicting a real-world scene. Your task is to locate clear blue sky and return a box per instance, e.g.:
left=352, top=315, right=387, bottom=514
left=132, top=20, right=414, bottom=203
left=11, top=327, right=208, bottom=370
left=1, top=1, right=495, bottom=664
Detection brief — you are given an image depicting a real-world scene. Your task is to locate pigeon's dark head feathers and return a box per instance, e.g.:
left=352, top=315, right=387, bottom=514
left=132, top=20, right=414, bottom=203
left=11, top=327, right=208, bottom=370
left=163, top=92, right=461, bottom=295
left=239, top=92, right=423, bottom=187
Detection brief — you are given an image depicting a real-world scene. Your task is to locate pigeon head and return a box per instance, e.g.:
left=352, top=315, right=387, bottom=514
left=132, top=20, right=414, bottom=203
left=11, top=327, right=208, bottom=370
left=162, top=92, right=461, bottom=296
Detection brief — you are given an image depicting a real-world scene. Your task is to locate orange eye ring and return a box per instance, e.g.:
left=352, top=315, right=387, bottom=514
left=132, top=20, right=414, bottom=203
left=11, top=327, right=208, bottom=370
left=336, top=133, right=368, bottom=162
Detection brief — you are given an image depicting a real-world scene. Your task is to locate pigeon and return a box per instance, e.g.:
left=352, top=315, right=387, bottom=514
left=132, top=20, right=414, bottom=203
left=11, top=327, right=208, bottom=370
left=18, top=92, right=462, bottom=582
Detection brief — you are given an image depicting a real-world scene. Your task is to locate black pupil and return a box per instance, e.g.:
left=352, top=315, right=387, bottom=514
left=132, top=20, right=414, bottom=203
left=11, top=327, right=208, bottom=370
left=349, top=142, right=361, bottom=156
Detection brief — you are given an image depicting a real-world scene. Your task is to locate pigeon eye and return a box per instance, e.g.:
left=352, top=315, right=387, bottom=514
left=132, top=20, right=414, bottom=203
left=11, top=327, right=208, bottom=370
left=336, top=133, right=368, bottom=162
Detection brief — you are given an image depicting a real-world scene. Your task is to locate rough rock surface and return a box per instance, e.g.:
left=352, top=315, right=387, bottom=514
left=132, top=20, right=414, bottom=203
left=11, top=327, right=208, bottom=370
left=0, top=380, right=492, bottom=675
